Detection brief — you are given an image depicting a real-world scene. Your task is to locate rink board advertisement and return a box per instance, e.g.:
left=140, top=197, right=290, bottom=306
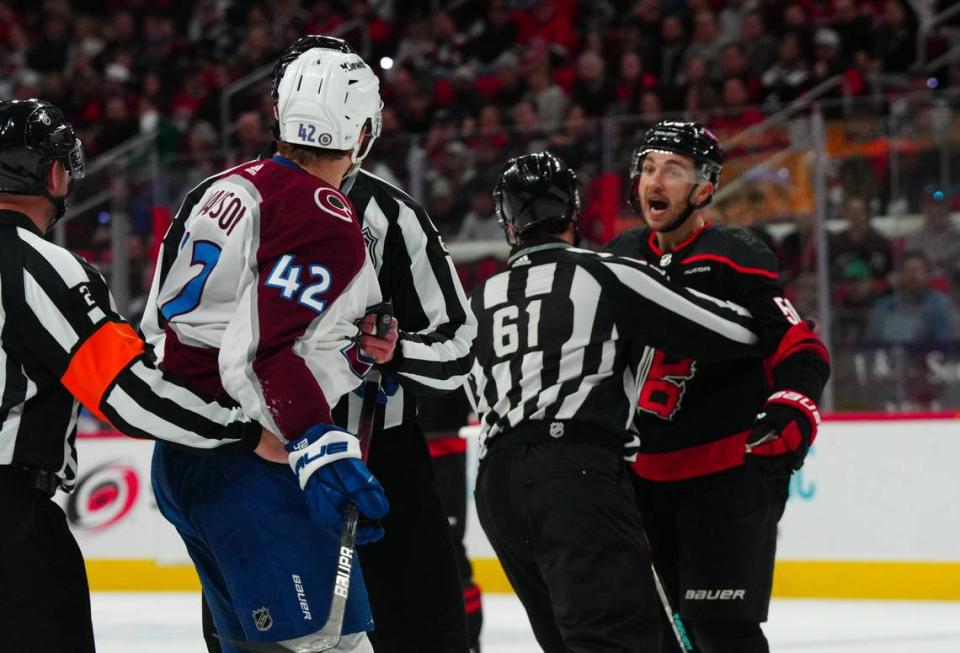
left=68, top=417, right=960, bottom=598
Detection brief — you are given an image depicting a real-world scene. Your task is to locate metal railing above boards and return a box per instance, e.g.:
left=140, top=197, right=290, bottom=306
left=61, top=78, right=960, bottom=413
left=54, top=131, right=163, bottom=314
left=915, top=0, right=960, bottom=69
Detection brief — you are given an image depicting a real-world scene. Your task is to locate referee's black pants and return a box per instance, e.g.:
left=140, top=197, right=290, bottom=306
left=0, top=468, right=96, bottom=653
left=475, top=439, right=663, bottom=653
left=360, top=419, right=469, bottom=653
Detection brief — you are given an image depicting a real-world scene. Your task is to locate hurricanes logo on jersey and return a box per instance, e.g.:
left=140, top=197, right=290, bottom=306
left=637, top=351, right=697, bottom=421
left=315, top=188, right=352, bottom=222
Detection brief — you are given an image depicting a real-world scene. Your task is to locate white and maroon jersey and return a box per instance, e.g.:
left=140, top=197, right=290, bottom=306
left=142, top=156, right=380, bottom=441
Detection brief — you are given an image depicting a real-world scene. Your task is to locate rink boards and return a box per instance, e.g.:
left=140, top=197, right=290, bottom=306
left=68, top=416, right=960, bottom=599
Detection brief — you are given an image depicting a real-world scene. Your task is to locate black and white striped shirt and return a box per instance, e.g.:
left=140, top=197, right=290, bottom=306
left=333, top=170, right=476, bottom=433
left=0, top=210, right=260, bottom=490
left=465, top=241, right=758, bottom=458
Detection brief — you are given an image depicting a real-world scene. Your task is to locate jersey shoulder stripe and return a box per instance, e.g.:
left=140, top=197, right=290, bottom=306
left=687, top=225, right=779, bottom=276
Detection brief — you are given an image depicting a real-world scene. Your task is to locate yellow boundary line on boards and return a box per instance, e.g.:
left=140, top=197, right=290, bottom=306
left=86, top=559, right=960, bottom=600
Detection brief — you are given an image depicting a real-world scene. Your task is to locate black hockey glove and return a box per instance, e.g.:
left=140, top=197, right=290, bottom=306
left=744, top=391, right=821, bottom=477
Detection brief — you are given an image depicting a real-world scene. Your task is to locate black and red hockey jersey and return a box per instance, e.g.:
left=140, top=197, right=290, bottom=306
left=605, top=222, right=830, bottom=481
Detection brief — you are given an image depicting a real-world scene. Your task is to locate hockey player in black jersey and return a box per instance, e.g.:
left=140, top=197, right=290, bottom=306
left=467, top=152, right=767, bottom=653
left=606, top=121, right=831, bottom=653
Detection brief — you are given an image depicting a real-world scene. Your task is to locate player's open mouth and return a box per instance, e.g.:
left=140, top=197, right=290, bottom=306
left=648, top=198, right=669, bottom=217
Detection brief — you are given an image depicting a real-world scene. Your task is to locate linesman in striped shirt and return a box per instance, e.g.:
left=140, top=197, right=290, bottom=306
left=466, top=152, right=762, bottom=652
left=0, top=100, right=277, bottom=653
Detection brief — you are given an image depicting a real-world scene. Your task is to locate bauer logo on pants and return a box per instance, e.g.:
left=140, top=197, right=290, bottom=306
left=684, top=589, right=746, bottom=600
left=66, top=461, right=140, bottom=532
left=252, top=607, right=273, bottom=632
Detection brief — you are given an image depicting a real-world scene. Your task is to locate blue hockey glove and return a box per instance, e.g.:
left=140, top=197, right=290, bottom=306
left=745, top=390, right=821, bottom=477
left=286, top=424, right=389, bottom=543
left=352, top=372, right=400, bottom=405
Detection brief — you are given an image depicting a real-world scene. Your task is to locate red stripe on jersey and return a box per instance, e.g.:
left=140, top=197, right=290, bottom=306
left=465, top=595, right=483, bottom=614
left=762, top=321, right=830, bottom=385
left=679, top=253, right=779, bottom=279
left=647, top=221, right=711, bottom=256
left=427, top=435, right=467, bottom=458
left=463, top=584, right=483, bottom=614
left=631, top=429, right=748, bottom=481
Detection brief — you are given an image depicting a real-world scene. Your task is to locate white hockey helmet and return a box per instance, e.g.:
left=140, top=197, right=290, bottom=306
left=275, top=47, right=382, bottom=168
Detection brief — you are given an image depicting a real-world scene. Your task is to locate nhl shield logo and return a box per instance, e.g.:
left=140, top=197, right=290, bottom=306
left=252, top=607, right=273, bottom=632
left=659, top=253, right=672, bottom=267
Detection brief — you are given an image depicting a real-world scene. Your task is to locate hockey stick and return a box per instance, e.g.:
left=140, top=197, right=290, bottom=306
left=641, top=528, right=695, bottom=652
left=218, top=305, right=392, bottom=653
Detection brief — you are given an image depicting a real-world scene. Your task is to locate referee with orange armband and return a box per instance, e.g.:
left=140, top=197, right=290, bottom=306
left=0, top=98, right=276, bottom=653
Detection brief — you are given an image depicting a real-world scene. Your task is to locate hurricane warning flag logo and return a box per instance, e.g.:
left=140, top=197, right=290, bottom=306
left=66, top=461, right=140, bottom=532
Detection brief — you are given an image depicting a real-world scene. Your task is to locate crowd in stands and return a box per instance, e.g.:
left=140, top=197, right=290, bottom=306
left=3, top=0, right=960, bottom=372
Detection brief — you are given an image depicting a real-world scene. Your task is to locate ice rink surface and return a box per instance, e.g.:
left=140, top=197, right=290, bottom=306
left=92, top=592, right=960, bottom=652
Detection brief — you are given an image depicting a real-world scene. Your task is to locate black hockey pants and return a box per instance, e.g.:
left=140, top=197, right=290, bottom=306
left=0, top=466, right=95, bottom=653
left=476, top=436, right=663, bottom=653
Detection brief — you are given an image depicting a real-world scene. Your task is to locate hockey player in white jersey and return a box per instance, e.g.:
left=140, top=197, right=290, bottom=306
left=142, top=46, right=394, bottom=653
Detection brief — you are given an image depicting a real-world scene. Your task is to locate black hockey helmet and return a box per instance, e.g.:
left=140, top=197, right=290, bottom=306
left=494, top=151, right=580, bottom=246
left=628, top=121, right=724, bottom=230
left=271, top=35, right=354, bottom=103
left=630, top=121, right=724, bottom=186
left=0, top=99, right=85, bottom=226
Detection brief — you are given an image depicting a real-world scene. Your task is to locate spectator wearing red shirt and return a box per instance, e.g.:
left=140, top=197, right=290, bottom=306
left=709, top=77, right=765, bottom=135
left=514, top=0, right=577, bottom=59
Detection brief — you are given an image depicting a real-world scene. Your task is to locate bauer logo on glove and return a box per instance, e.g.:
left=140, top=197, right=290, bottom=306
left=744, top=390, right=821, bottom=476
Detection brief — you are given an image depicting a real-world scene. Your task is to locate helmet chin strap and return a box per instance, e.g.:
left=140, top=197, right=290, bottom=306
left=41, top=172, right=71, bottom=231
left=661, top=183, right=710, bottom=233
left=41, top=189, right=67, bottom=231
